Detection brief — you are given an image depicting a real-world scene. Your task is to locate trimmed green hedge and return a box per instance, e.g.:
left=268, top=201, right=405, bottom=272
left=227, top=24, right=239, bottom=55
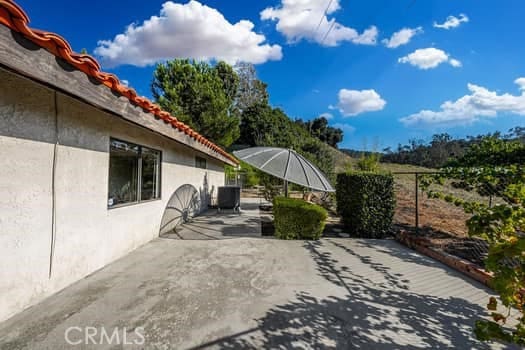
left=273, top=197, right=327, bottom=240
left=336, top=172, right=395, bottom=238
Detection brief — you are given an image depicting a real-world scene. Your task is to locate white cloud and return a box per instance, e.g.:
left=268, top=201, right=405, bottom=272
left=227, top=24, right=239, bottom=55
left=515, top=78, right=525, bottom=91
left=335, top=89, right=386, bottom=116
left=382, top=27, right=423, bottom=48
left=351, top=26, right=379, bottom=45
left=319, top=112, right=333, bottom=120
left=433, top=14, right=469, bottom=30
left=260, top=0, right=378, bottom=46
left=121, top=80, right=129, bottom=86
left=400, top=78, right=525, bottom=128
left=95, top=1, right=282, bottom=67
left=398, top=48, right=461, bottom=70
left=332, top=122, right=356, bottom=134
left=449, top=58, right=462, bottom=68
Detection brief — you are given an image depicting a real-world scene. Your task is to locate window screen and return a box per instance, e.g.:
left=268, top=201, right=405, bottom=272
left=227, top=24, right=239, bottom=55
left=141, top=147, right=161, bottom=201
left=195, top=156, right=207, bottom=169
left=108, top=139, right=161, bottom=208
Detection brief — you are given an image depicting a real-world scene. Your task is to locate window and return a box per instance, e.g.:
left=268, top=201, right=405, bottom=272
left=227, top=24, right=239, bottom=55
left=108, top=139, right=161, bottom=208
left=195, top=156, right=207, bottom=169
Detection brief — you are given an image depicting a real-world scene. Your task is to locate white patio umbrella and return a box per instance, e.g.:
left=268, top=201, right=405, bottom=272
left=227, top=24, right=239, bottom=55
left=233, top=147, right=335, bottom=195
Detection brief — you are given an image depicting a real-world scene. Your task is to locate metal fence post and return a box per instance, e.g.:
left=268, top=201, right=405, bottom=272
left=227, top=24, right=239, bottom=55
left=415, top=172, right=419, bottom=234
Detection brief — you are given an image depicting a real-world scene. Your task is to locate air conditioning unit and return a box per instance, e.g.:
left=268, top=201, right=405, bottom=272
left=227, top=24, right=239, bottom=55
left=217, top=186, right=241, bottom=213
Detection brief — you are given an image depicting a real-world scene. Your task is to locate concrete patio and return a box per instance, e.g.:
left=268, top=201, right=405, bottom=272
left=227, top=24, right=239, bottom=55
left=0, top=200, right=517, bottom=349
left=160, top=199, right=264, bottom=240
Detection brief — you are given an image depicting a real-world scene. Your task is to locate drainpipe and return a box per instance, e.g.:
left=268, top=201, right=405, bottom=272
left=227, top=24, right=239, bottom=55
left=49, top=91, right=59, bottom=278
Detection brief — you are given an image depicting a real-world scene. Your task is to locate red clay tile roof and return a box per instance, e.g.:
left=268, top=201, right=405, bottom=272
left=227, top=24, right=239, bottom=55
left=0, top=0, right=238, bottom=164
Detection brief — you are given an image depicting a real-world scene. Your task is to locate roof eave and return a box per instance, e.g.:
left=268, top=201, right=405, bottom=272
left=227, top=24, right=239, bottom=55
left=0, top=0, right=238, bottom=166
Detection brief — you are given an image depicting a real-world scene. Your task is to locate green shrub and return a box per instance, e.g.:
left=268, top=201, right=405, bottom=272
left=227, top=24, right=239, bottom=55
left=356, top=153, right=380, bottom=172
left=273, top=197, right=327, bottom=240
left=336, top=172, right=395, bottom=238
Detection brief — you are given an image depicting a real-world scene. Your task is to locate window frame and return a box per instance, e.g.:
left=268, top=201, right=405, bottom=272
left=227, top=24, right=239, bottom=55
left=195, top=155, right=207, bottom=169
left=108, top=138, right=162, bottom=209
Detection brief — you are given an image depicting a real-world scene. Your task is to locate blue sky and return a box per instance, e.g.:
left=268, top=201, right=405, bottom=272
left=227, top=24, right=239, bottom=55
left=17, top=0, right=525, bottom=150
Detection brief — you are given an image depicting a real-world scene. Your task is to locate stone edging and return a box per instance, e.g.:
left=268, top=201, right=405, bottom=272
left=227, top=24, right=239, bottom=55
left=396, top=230, right=493, bottom=287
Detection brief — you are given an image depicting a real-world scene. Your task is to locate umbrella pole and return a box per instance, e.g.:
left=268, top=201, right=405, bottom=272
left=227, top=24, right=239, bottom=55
left=284, top=180, right=288, bottom=197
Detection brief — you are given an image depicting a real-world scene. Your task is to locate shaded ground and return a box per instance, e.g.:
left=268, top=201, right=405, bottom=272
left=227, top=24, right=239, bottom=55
left=161, top=199, right=262, bottom=240
left=0, top=233, right=515, bottom=348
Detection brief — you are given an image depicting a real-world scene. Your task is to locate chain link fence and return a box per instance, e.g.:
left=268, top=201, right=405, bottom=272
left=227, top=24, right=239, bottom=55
left=392, top=170, right=511, bottom=267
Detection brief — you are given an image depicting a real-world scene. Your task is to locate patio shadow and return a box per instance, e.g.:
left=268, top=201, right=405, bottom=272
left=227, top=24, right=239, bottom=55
left=187, top=239, right=516, bottom=350
left=160, top=199, right=264, bottom=240
left=188, top=289, right=505, bottom=349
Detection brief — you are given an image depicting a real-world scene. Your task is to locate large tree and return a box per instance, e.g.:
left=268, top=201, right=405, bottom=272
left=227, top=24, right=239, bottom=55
left=237, top=102, right=273, bottom=146
left=234, top=62, right=269, bottom=112
left=151, top=59, right=240, bottom=148
left=295, top=116, right=344, bottom=148
left=234, top=63, right=335, bottom=176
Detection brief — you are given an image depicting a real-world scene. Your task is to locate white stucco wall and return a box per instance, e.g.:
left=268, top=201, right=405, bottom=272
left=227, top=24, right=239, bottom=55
left=0, top=69, right=226, bottom=322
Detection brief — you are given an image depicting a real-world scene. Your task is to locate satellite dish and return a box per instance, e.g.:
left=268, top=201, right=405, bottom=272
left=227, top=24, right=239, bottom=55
left=159, top=184, right=202, bottom=235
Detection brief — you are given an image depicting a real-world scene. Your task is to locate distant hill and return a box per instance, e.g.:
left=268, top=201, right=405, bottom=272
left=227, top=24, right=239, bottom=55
left=339, top=148, right=376, bottom=159
left=323, top=145, right=356, bottom=173
left=329, top=145, right=433, bottom=174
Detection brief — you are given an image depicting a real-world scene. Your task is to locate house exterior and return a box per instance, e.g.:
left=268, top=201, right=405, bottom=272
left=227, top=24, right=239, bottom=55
left=0, top=0, right=238, bottom=322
